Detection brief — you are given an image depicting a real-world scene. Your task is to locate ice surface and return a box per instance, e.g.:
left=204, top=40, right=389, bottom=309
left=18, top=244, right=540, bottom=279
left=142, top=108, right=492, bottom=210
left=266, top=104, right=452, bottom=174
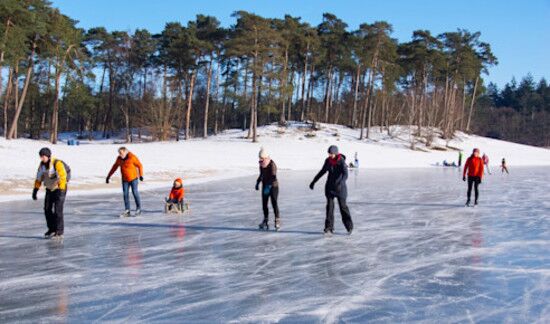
left=1, top=168, right=549, bottom=322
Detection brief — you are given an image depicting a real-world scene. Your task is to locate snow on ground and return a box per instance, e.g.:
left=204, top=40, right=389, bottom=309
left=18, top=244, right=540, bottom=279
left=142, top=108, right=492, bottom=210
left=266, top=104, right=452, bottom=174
left=0, top=168, right=548, bottom=322
left=1, top=122, right=550, bottom=202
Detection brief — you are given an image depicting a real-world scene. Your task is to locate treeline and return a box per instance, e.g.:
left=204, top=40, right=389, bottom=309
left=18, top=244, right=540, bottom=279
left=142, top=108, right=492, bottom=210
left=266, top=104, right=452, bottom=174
left=7, top=0, right=540, bottom=148
left=474, top=76, right=550, bottom=147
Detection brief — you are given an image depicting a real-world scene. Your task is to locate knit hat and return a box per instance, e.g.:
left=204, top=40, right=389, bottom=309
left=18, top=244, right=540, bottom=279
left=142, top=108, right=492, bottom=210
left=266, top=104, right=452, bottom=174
left=473, top=148, right=480, bottom=154
left=39, top=147, right=51, bottom=158
left=328, top=145, right=339, bottom=155
left=259, top=148, right=269, bottom=159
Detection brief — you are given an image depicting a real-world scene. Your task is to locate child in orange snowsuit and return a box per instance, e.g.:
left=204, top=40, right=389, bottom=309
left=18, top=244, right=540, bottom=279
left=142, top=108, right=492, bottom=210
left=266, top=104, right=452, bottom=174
left=165, top=178, right=186, bottom=213
left=167, top=178, right=185, bottom=203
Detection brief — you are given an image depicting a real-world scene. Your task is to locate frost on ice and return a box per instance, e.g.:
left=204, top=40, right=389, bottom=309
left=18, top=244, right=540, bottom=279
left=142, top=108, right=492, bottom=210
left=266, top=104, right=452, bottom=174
left=0, top=168, right=549, bottom=322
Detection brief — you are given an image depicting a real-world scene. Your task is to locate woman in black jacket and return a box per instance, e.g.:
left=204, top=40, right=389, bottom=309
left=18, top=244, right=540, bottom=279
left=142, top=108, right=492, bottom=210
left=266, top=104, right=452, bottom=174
left=310, top=145, right=353, bottom=235
left=256, top=148, right=280, bottom=230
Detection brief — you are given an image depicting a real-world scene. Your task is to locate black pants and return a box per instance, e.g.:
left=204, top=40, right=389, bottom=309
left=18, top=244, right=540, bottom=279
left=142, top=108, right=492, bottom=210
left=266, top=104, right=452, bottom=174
left=467, top=176, right=481, bottom=203
left=262, top=186, right=280, bottom=220
left=325, top=195, right=353, bottom=232
left=44, top=189, right=66, bottom=234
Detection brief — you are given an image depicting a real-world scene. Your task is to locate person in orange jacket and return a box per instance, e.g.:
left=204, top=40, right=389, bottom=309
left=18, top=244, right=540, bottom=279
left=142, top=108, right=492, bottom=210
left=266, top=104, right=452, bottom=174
left=106, top=147, right=144, bottom=217
left=165, top=178, right=185, bottom=213
left=463, top=148, right=484, bottom=206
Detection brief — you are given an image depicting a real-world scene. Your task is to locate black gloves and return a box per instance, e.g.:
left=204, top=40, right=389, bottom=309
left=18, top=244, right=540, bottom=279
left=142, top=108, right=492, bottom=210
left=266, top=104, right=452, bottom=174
left=139, top=176, right=144, bottom=182
left=32, top=188, right=38, bottom=200
left=462, top=176, right=466, bottom=182
left=106, top=177, right=110, bottom=184
left=255, top=183, right=260, bottom=191
left=309, top=182, right=315, bottom=190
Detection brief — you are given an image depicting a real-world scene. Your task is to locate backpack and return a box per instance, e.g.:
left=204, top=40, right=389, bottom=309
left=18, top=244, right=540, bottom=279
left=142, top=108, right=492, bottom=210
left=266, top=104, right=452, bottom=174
left=55, top=159, right=72, bottom=182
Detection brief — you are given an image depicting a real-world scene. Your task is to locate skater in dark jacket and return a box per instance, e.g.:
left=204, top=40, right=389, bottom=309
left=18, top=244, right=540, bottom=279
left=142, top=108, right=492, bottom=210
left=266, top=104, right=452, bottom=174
left=256, top=148, right=280, bottom=230
left=463, top=148, right=484, bottom=206
left=33, top=147, right=68, bottom=240
left=309, top=145, right=353, bottom=235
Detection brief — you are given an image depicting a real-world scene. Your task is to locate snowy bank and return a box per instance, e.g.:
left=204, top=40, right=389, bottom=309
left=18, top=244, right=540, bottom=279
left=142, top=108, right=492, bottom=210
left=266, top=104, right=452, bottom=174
left=1, top=122, right=549, bottom=202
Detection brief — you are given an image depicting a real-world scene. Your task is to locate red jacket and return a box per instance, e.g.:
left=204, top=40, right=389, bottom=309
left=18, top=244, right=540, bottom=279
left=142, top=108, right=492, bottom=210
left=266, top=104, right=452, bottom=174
left=169, top=178, right=185, bottom=201
left=463, top=156, right=484, bottom=178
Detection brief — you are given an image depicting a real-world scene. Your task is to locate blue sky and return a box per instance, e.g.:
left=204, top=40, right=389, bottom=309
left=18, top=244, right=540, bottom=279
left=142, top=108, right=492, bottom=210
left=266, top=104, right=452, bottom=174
left=51, top=0, right=549, bottom=88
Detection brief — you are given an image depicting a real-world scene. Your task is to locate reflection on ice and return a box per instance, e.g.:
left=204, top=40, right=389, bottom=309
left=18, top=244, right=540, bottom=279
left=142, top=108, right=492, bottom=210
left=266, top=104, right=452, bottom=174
left=0, top=168, right=549, bottom=322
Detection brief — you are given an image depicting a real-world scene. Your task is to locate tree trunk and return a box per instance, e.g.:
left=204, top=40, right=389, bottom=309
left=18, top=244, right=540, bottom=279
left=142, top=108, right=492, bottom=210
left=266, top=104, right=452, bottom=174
left=3, top=68, right=13, bottom=138
left=203, top=60, right=213, bottom=138
left=185, top=70, right=196, bottom=140
left=466, top=76, right=479, bottom=132
left=50, top=66, right=62, bottom=144
left=351, top=64, right=361, bottom=128
left=8, top=43, right=36, bottom=139
left=280, top=46, right=289, bottom=124
left=300, top=46, right=309, bottom=121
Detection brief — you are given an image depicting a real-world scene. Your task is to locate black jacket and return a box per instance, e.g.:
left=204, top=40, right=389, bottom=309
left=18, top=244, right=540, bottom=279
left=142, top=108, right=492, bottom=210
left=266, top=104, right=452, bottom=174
left=256, top=160, right=278, bottom=187
left=312, top=154, right=348, bottom=198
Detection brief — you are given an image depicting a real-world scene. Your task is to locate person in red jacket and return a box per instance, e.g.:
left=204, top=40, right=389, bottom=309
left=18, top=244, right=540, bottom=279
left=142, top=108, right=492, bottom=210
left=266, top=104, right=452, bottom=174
left=463, top=148, right=484, bottom=206
left=165, top=178, right=185, bottom=213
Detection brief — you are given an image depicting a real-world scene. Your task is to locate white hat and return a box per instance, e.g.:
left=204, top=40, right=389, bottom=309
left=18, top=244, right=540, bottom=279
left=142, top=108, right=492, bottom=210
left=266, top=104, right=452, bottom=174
left=259, top=148, right=269, bottom=159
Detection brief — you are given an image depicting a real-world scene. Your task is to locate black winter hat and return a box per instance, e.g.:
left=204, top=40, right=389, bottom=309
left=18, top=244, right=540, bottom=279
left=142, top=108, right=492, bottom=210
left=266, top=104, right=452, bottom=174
left=39, top=147, right=52, bottom=157
left=328, top=145, right=339, bottom=154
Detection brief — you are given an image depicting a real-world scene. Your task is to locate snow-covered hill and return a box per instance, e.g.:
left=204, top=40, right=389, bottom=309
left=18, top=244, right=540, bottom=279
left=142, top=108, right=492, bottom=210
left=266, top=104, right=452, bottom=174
left=1, top=122, right=549, bottom=201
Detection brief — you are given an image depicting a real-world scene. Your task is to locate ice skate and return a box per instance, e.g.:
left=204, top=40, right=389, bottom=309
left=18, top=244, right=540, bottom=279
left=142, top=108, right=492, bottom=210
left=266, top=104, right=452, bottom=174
left=258, top=219, right=269, bottom=231
left=120, top=210, right=130, bottom=218
left=274, top=218, right=281, bottom=231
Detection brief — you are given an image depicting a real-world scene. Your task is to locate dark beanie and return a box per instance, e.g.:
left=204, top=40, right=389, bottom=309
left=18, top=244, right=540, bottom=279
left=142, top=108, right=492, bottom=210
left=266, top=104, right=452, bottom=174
left=328, top=145, right=339, bottom=154
left=39, top=147, right=52, bottom=157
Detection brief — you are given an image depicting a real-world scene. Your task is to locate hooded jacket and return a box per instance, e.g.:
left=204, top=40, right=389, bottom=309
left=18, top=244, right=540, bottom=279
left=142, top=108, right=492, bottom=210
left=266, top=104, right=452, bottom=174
left=108, top=152, right=143, bottom=182
left=312, top=154, right=348, bottom=198
left=169, top=178, right=185, bottom=201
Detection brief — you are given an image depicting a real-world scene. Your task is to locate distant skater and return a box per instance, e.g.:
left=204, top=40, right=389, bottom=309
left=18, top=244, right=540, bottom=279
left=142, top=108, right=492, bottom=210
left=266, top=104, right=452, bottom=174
left=458, top=151, right=464, bottom=167
left=463, top=148, right=484, bottom=207
left=256, top=148, right=280, bottom=231
left=349, top=152, right=359, bottom=168
left=482, top=153, right=491, bottom=175
left=106, top=147, right=144, bottom=217
left=501, top=158, right=509, bottom=174
left=33, top=148, right=69, bottom=240
left=310, top=145, right=353, bottom=235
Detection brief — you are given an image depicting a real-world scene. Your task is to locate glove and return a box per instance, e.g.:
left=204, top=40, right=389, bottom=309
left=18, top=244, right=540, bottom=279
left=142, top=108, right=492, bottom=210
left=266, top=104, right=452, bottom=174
left=139, top=176, right=144, bottom=182
left=309, top=182, right=315, bottom=190
left=106, top=177, right=110, bottom=184
left=255, top=183, right=260, bottom=191
left=32, top=188, right=38, bottom=200
left=462, top=176, right=466, bottom=182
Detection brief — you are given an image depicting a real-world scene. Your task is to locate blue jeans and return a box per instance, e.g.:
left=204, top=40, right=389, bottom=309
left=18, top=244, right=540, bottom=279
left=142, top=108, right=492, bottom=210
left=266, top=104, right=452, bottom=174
left=122, top=178, right=141, bottom=210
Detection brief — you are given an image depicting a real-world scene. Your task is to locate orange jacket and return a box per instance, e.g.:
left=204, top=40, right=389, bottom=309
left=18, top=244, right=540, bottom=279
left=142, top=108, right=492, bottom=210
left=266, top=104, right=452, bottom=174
left=107, top=152, right=143, bottom=182
left=463, top=156, right=484, bottom=178
left=169, top=178, right=185, bottom=201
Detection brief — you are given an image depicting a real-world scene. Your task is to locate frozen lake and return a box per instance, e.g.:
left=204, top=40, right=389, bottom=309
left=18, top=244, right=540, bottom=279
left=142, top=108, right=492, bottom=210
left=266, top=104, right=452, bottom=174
left=1, top=167, right=549, bottom=322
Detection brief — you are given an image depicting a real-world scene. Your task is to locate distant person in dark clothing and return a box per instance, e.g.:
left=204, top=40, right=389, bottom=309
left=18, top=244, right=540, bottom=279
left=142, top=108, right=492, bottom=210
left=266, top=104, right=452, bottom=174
left=501, top=158, right=509, bottom=174
left=256, top=148, right=280, bottom=230
left=310, top=145, right=353, bottom=235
